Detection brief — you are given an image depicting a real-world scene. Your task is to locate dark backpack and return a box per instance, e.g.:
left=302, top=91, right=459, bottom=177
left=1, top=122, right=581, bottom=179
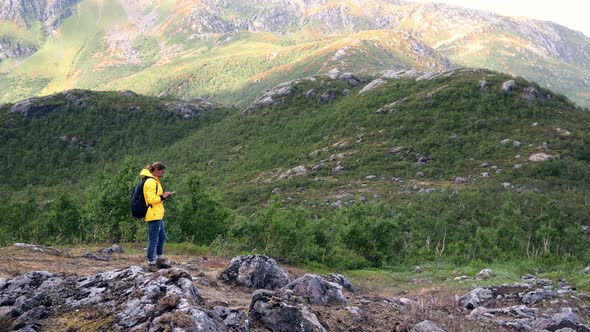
left=130, top=177, right=157, bottom=219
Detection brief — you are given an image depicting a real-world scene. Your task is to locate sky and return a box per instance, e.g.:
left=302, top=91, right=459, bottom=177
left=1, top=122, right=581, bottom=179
left=409, top=0, right=590, bottom=37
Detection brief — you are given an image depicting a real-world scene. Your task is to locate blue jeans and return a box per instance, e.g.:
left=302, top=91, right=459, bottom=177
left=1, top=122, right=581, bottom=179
left=147, top=219, right=166, bottom=262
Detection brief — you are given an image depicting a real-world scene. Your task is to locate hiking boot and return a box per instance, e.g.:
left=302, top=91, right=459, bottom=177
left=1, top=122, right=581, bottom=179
left=147, top=263, right=159, bottom=272
left=156, top=258, right=172, bottom=268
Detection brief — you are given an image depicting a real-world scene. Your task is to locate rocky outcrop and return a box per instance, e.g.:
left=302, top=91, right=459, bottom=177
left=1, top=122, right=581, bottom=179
left=249, top=289, right=327, bottom=331
left=163, top=98, right=214, bottom=119
left=0, top=38, right=38, bottom=59
left=0, top=0, right=80, bottom=29
left=218, top=254, right=291, bottom=290
left=0, top=266, right=244, bottom=331
left=282, top=274, right=348, bottom=305
left=78, top=244, right=123, bottom=261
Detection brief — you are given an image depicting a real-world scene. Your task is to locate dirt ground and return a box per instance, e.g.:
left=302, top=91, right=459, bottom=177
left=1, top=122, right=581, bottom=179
left=0, top=244, right=537, bottom=331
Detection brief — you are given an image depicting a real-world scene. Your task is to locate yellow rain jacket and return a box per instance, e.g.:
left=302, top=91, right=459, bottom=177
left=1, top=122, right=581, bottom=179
left=140, top=168, right=166, bottom=222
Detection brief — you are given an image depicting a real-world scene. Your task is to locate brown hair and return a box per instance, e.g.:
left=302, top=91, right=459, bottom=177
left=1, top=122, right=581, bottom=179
left=147, top=162, right=166, bottom=172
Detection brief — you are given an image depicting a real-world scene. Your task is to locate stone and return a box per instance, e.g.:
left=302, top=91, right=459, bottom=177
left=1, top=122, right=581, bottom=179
left=218, top=255, right=291, bottom=290
left=365, top=175, right=377, bottom=180
left=0, top=267, right=226, bottom=331
left=532, top=308, right=582, bottom=331
left=13, top=243, right=64, bottom=256
left=323, top=273, right=356, bottom=293
left=454, top=177, right=467, bottom=184
left=502, top=80, right=516, bottom=92
left=476, top=269, right=493, bottom=280
left=333, top=166, right=345, bottom=174
left=359, top=78, right=387, bottom=94
left=513, top=141, right=521, bottom=148
left=458, top=287, right=494, bottom=310
left=583, top=267, right=590, bottom=274
left=529, top=153, right=556, bottom=162
left=281, top=274, right=348, bottom=305
left=522, top=288, right=556, bottom=305
left=411, top=320, right=445, bottom=332
left=249, top=289, right=327, bottom=332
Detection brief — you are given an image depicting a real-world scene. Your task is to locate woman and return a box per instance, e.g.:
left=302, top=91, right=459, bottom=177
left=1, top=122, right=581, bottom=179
left=140, top=162, right=173, bottom=270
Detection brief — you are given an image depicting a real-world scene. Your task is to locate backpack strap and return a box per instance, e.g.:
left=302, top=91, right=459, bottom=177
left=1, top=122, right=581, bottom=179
left=142, top=176, right=158, bottom=208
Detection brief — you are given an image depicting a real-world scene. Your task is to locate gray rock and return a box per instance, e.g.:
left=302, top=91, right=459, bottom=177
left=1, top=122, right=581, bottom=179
left=502, top=80, right=516, bottom=92
left=320, top=92, right=338, bottom=103
left=476, top=269, right=493, bottom=280
left=359, top=78, right=387, bottom=94
left=0, top=267, right=224, bottom=331
left=333, top=166, right=345, bottom=174
left=365, top=175, right=377, bottom=180
left=458, top=287, right=494, bottom=310
left=532, top=308, right=582, bottom=331
left=454, top=177, right=467, bottom=184
left=411, top=320, right=445, bottom=332
left=323, top=273, right=356, bottom=293
left=249, top=289, right=327, bottom=332
left=583, top=267, right=590, bottom=274
left=271, top=187, right=281, bottom=194
left=522, top=288, right=556, bottom=305
left=209, top=306, right=250, bottom=331
left=513, top=140, right=522, bottom=148
left=120, top=90, right=137, bottom=97
left=282, top=274, right=348, bottom=305
left=218, top=255, right=291, bottom=290
left=13, top=243, right=64, bottom=256
left=305, top=89, right=317, bottom=99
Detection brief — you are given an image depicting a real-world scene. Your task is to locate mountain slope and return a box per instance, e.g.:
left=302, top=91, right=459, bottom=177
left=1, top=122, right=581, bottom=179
left=0, top=0, right=589, bottom=108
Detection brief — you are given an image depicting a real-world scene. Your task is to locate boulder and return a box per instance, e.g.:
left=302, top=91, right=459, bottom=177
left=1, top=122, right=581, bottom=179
left=502, top=80, right=516, bottom=92
left=323, top=273, right=356, bottom=293
left=410, top=320, right=445, bottom=332
left=529, top=153, right=556, bottom=162
left=476, top=269, right=493, bottom=280
left=532, top=308, right=584, bottom=331
left=281, top=274, right=348, bottom=305
left=249, top=289, right=327, bottom=332
left=13, top=243, right=64, bottom=256
left=359, top=78, right=387, bottom=94
left=0, top=267, right=235, bottom=331
left=218, top=255, right=291, bottom=290
left=522, top=288, right=556, bottom=305
left=458, top=287, right=494, bottom=310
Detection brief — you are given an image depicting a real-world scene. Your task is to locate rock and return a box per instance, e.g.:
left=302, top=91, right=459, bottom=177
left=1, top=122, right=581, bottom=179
left=333, top=166, right=345, bottom=174
left=532, top=308, right=583, bottom=331
left=479, top=79, right=488, bottom=92
left=500, top=139, right=511, bottom=145
left=157, top=92, right=169, bottom=98
left=218, top=255, right=291, bottom=290
left=209, top=306, right=250, bottom=331
left=481, top=162, right=489, bottom=168
left=365, top=175, right=377, bottom=180
left=305, top=89, right=317, bottom=98
left=583, top=267, right=590, bottom=274
left=359, top=78, right=387, bottom=94
left=556, top=128, right=572, bottom=136
left=454, top=177, right=467, bottom=184
left=327, top=68, right=340, bottom=79
left=163, top=100, right=213, bottom=118
left=501, top=182, right=512, bottom=189
left=271, top=187, right=281, bottom=193
left=458, top=287, right=494, bottom=310
left=416, top=171, right=425, bottom=177
left=476, top=269, right=493, bottom=280
left=320, top=92, right=338, bottom=103
left=279, top=165, right=307, bottom=179
left=13, top=243, right=64, bottom=256
left=120, top=90, right=137, bottom=97
left=522, top=288, right=556, bottom=305
left=282, top=274, right=348, bottom=305
left=502, top=80, right=516, bottom=92
left=323, top=273, right=356, bottom=293
left=79, top=244, right=123, bottom=261
left=513, top=140, right=521, bottom=148
left=339, top=72, right=365, bottom=87
left=454, top=275, right=471, bottom=282
left=0, top=267, right=227, bottom=331
left=376, top=97, right=407, bottom=113
left=529, top=153, right=556, bottom=162
left=513, top=164, right=523, bottom=169
left=520, top=86, right=549, bottom=102
left=480, top=172, right=489, bottom=177
left=249, top=289, right=327, bottom=332
left=410, top=320, right=445, bottom=332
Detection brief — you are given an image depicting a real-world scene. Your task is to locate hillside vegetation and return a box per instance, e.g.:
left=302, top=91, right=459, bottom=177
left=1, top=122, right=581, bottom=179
left=2, top=69, right=589, bottom=270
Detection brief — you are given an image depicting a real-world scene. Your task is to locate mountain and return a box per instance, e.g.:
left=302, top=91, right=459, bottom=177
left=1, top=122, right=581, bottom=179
left=0, top=0, right=589, bottom=109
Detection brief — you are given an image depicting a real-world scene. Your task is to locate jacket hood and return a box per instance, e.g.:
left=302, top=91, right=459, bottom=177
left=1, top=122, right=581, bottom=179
left=140, top=168, right=155, bottom=178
